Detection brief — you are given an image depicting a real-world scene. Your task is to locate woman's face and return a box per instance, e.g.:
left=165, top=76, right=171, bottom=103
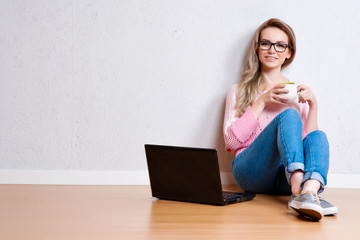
left=258, top=27, right=292, bottom=71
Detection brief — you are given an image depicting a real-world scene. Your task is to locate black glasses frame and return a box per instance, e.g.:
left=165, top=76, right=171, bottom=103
left=257, top=40, right=289, bottom=53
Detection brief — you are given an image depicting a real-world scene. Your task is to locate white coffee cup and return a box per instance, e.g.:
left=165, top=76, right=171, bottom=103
left=280, top=82, right=298, bottom=102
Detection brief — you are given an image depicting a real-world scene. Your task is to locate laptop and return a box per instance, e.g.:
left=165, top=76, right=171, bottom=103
left=144, top=144, right=255, bottom=205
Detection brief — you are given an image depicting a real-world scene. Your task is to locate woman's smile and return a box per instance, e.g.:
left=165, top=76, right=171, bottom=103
left=265, top=56, right=278, bottom=61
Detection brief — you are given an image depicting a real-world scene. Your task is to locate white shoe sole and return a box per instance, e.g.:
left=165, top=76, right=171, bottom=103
left=289, top=201, right=324, bottom=220
left=323, top=206, right=339, bottom=216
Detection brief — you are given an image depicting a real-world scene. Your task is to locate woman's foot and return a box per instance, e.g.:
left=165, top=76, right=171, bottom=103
left=288, top=192, right=324, bottom=220
left=288, top=193, right=339, bottom=217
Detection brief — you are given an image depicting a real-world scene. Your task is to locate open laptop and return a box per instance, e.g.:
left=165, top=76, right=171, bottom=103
left=144, top=144, right=255, bottom=205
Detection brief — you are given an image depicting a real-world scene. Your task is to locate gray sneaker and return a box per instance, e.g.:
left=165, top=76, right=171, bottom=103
left=319, top=196, right=338, bottom=216
left=289, top=192, right=324, bottom=220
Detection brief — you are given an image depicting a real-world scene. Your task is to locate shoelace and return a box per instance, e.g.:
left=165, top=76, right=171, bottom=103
left=313, top=194, right=321, bottom=204
left=318, top=195, right=325, bottom=201
left=303, top=191, right=321, bottom=204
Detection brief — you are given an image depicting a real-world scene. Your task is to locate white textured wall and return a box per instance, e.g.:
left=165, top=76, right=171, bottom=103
left=0, top=0, right=360, bottom=175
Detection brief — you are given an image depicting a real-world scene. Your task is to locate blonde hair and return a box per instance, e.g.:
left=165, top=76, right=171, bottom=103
left=235, top=18, right=296, bottom=116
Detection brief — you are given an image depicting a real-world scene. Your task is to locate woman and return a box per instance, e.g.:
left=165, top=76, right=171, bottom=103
left=223, top=18, right=338, bottom=220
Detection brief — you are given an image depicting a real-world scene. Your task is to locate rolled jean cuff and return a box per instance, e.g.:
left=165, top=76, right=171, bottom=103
left=301, top=172, right=326, bottom=193
left=285, top=162, right=305, bottom=184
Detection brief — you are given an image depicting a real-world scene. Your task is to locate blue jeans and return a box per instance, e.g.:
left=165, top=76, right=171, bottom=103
left=232, top=108, right=329, bottom=194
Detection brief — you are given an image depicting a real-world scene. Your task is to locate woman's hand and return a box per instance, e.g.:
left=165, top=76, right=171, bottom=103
left=297, top=84, right=317, bottom=107
left=260, top=84, right=289, bottom=105
left=251, top=84, right=289, bottom=119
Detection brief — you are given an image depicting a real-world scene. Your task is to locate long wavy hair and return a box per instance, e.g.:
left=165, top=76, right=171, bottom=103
left=235, top=18, right=296, bottom=116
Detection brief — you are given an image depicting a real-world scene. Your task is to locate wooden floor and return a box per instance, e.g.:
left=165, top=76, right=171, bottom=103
left=0, top=185, right=359, bottom=240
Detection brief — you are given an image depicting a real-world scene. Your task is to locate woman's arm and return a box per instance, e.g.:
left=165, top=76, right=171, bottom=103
left=223, top=85, right=260, bottom=152
left=223, top=83, right=293, bottom=152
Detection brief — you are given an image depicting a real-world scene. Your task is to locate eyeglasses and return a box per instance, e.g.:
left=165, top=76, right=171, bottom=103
left=257, top=40, right=289, bottom=53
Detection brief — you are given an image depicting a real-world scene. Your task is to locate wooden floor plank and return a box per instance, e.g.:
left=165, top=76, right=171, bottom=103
left=0, top=185, right=358, bottom=239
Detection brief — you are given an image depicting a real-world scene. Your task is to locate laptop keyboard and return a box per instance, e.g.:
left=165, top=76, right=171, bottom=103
left=223, top=192, right=255, bottom=202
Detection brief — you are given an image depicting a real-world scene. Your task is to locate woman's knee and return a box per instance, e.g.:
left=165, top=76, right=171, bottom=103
left=304, top=130, right=329, bottom=153
left=277, top=108, right=302, bottom=129
left=280, top=108, right=301, bottom=122
left=306, top=129, right=328, bottom=142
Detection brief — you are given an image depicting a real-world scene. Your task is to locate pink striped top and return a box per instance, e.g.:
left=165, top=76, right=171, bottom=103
left=223, top=84, right=309, bottom=156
